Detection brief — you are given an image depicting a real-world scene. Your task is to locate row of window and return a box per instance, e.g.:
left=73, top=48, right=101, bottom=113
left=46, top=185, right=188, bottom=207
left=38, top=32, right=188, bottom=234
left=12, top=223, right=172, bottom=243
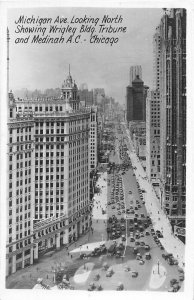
left=9, top=127, right=32, bottom=135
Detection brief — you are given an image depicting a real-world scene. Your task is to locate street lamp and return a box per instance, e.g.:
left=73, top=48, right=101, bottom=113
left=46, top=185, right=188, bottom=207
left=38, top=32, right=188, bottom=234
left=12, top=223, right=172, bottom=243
left=79, top=245, right=82, bottom=256
left=53, top=269, right=56, bottom=284
left=157, top=260, right=160, bottom=275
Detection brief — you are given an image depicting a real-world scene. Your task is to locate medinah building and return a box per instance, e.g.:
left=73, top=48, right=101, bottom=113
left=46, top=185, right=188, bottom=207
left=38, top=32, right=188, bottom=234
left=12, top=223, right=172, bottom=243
left=6, top=69, right=92, bottom=275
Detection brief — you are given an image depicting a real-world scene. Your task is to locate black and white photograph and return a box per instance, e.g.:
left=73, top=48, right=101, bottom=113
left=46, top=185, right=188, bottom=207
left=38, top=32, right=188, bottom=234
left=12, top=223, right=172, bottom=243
left=0, top=0, right=194, bottom=299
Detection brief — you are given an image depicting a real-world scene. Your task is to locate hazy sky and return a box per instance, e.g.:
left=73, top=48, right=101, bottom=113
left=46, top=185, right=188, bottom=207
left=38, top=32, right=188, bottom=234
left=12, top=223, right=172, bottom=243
left=8, top=7, right=163, bottom=103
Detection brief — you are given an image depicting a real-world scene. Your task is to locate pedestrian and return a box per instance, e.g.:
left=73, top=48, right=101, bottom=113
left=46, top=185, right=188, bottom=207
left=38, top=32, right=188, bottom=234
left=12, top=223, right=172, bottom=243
left=71, top=254, right=73, bottom=259
left=68, top=251, right=69, bottom=256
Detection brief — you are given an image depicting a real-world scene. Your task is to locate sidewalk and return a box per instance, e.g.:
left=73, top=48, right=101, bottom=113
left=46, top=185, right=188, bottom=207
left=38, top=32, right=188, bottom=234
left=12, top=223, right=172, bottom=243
left=92, top=172, right=108, bottom=220
left=125, top=127, right=185, bottom=269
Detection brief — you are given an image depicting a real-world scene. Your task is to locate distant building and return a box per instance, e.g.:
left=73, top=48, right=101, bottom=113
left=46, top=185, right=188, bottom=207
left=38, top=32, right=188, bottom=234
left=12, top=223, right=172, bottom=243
left=93, top=88, right=105, bottom=106
left=129, top=65, right=142, bottom=85
left=89, top=106, right=98, bottom=171
left=78, top=88, right=93, bottom=106
left=129, top=121, right=146, bottom=163
left=126, top=75, right=148, bottom=124
left=153, top=27, right=161, bottom=90
left=146, top=90, right=160, bottom=198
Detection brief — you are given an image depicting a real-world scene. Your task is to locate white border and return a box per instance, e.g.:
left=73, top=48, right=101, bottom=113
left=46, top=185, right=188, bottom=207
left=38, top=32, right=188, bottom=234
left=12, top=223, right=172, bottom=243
left=0, top=1, right=194, bottom=300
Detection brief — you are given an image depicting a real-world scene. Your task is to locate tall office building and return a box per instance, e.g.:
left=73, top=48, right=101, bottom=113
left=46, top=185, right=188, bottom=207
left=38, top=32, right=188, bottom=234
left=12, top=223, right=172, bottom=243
left=153, top=27, right=161, bottom=90
left=93, top=88, right=105, bottom=106
left=126, top=75, right=147, bottom=123
left=78, top=88, right=94, bottom=106
left=158, top=9, right=186, bottom=228
left=89, top=106, right=98, bottom=171
left=129, top=65, right=142, bottom=85
left=7, top=91, right=35, bottom=275
left=6, top=69, right=91, bottom=275
left=146, top=90, right=160, bottom=197
left=146, top=22, right=161, bottom=198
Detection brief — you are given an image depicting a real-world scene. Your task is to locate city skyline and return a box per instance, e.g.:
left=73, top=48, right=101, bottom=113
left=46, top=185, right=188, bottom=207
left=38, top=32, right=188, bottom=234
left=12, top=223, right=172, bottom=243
left=8, top=7, right=163, bottom=103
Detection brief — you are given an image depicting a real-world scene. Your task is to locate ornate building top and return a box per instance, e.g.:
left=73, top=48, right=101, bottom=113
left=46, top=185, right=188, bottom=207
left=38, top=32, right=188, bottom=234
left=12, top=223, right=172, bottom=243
left=62, top=65, right=77, bottom=90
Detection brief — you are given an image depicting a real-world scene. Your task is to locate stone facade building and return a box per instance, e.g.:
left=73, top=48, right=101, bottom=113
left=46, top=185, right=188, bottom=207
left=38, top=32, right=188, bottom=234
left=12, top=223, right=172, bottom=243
left=159, top=9, right=186, bottom=227
left=129, top=65, right=142, bottom=85
left=126, top=75, right=148, bottom=124
left=6, top=71, right=92, bottom=275
left=146, top=90, right=160, bottom=198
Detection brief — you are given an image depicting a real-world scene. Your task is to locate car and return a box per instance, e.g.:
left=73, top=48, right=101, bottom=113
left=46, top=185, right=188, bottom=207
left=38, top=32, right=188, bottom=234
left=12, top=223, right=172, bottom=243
left=131, top=271, right=138, bottom=278
left=115, top=251, right=122, bottom=258
left=88, top=282, right=96, bottom=291
left=140, top=241, right=145, bottom=246
left=122, top=235, right=126, bottom=241
left=106, top=271, right=113, bottom=277
left=118, top=243, right=125, bottom=250
left=145, top=252, right=151, bottom=260
left=130, top=237, right=135, bottom=242
left=144, top=245, right=150, bottom=250
left=158, top=233, right=164, bottom=238
left=172, top=259, right=179, bottom=265
left=170, top=279, right=179, bottom=287
left=134, top=223, right=138, bottom=229
left=136, top=253, right=142, bottom=260
left=179, top=274, right=184, bottom=281
left=167, top=258, right=174, bottom=265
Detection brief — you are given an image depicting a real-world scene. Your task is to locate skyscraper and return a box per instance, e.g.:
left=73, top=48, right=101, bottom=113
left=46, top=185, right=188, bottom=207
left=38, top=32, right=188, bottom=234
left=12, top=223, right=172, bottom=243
left=146, top=90, right=160, bottom=197
left=126, top=75, right=147, bottom=123
left=158, top=9, right=186, bottom=228
left=129, top=65, right=142, bottom=85
left=6, top=70, right=92, bottom=275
